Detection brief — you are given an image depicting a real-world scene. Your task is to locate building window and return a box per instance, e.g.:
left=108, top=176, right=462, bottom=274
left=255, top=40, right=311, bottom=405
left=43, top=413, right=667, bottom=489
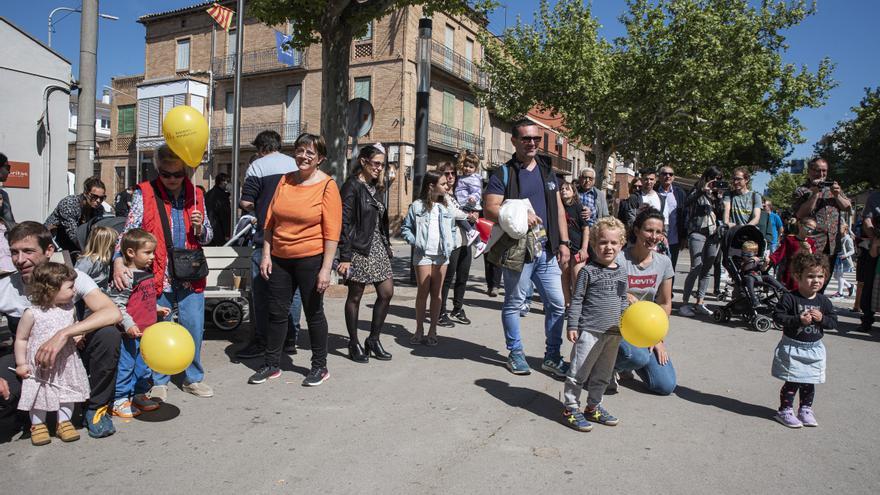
left=176, top=38, right=191, bottom=71
left=358, top=21, right=373, bottom=41
left=224, top=92, right=234, bottom=146
left=162, top=94, right=185, bottom=124
left=118, top=105, right=135, bottom=134
left=463, top=100, right=474, bottom=134
left=354, top=77, right=371, bottom=102
left=190, top=94, right=205, bottom=115
left=285, top=85, right=302, bottom=142
left=99, top=117, right=110, bottom=130
left=442, top=91, right=455, bottom=127
left=227, top=28, right=237, bottom=56
left=465, top=38, right=474, bottom=61
left=137, top=97, right=161, bottom=137
left=544, top=132, right=549, bottom=151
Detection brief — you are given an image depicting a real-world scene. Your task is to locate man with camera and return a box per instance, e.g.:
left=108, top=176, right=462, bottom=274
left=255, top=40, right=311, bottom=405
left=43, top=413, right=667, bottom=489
left=793, top=158, right=851, bottom=258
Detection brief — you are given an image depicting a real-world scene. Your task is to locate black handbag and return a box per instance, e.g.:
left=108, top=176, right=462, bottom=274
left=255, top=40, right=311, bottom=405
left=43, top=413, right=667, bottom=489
left=152, top=180, right=209, bottom=281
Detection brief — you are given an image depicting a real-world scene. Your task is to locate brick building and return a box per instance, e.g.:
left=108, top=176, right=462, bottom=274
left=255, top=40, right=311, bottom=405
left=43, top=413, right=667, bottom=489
left=106, top=1, right=582, bottom=231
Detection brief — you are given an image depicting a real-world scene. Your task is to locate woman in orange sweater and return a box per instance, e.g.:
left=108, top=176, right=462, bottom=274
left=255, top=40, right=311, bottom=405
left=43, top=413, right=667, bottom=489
left=257, top=134, right=342, bottom=387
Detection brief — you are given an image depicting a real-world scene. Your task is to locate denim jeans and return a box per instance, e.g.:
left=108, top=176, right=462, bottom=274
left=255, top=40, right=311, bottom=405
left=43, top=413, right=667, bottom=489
left=115, top=337, right=151, bottom=399
left=153, top=285, right=205, bottom=385
left=615, top=340, right=676, bottom=395
left=501, top=250, right=565, bottom=360
left=682, top=232, right=719, bottom=303
left=251, top=247, right=302, bottom=346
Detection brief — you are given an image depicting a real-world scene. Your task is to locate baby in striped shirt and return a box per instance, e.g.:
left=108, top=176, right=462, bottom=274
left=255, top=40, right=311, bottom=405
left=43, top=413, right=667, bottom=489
left=561, top=216, right=629, bottom=432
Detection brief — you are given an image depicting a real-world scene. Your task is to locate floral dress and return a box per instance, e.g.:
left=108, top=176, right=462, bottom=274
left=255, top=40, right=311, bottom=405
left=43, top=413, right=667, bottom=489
left=348, top=183, right=393, bottom=284
left=17, top=305, right=90, bottom=412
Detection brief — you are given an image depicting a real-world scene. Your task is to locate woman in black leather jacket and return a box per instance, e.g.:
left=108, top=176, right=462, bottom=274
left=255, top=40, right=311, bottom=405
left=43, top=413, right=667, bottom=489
left=337, top=145, right=394, bottom=363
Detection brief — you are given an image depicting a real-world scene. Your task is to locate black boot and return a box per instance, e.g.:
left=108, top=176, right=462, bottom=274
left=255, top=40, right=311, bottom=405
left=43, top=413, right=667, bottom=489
left=365, top=339, right=392, bottom=361
left=348, top=342, right=369, bottom=363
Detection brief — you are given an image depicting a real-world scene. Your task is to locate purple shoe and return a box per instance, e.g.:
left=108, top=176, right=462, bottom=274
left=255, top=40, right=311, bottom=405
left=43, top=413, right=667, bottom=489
left=774, top=408, right=803, bottom=428
left=798, top=406, right=818, bottom=427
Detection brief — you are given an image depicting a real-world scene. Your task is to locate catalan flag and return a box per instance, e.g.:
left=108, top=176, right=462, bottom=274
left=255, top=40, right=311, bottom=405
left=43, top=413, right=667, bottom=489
left=206, top=2, right=234, bottom=31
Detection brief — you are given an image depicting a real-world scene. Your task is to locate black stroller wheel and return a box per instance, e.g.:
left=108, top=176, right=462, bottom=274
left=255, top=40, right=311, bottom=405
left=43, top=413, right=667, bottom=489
left=212, top=300, right=244, bottom=331
left=753, top=315, right=773, bottom=332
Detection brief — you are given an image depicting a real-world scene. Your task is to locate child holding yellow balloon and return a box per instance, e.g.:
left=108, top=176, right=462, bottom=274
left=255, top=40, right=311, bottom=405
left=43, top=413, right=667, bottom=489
left=107, top=229, right=170, bottom=418
left=562, top=217, right=629, bottom=432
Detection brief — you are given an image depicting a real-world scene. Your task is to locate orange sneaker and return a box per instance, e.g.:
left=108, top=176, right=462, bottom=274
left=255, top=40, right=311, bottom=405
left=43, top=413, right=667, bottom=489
left=111, top=398, right=141, bottom=418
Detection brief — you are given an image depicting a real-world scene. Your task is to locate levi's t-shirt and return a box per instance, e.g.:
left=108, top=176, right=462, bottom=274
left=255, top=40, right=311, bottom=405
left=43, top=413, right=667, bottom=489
left=617, top=247, right=674, bottom=302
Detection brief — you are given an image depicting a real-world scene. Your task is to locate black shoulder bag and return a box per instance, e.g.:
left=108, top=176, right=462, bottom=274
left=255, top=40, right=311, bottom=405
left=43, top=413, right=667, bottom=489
left=152, top=180, right=209, bottom=281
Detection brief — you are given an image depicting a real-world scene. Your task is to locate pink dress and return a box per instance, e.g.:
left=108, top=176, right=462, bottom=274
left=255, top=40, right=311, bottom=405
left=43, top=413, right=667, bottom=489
left=17, top=305, right=90, bottom=412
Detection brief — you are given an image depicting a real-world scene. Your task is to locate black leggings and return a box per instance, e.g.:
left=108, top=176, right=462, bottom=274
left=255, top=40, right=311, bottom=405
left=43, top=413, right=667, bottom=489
left=344, top=278, right=394, bottom=343
left=442, top=245, right=472, bottom=313
left=743, top=273, right=786, bottom=306
left=780, top=381, right=815, bottom=409
left=266, top=255, right=328, bottom=369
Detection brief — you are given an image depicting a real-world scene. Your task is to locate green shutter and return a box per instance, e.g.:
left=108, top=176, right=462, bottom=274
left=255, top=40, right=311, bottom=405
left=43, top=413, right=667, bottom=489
left=442, top=92, right=455, bottom=127
left=463, top=100, right=474, bottom=133
left=118, top=105, right=135, bottom=134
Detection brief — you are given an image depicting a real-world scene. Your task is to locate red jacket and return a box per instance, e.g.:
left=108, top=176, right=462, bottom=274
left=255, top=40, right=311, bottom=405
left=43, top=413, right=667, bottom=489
left=770, top=234, right=817, bottom=291
left=139, top=179, right=207, bottom=296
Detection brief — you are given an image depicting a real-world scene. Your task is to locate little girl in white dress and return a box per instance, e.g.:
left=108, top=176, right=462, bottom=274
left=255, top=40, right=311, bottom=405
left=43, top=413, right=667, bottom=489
left=14, top=262, right=90, bottom=446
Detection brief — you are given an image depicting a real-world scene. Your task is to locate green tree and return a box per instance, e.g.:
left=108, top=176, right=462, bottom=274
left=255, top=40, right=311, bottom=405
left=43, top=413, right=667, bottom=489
left=248, top=0, right=493, bottom=179
left=765, top=171, right=805, bottom=213
left=478, top=0, right=834, bottom=183
left=815, top=87, right=880, bottom=190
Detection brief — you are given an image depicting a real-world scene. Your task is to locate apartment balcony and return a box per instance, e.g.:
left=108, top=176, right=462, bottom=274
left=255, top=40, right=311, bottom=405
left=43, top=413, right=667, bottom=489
left=538, top=150, right=573, bottom=175
left=428, top=121, right=485, bottom=158
left=487, top=148, right=572, bottom=175
left=212, top=47, right=305, bottom=78
left=430, top=40, right=488, bottom=90
left=211, top=121, right=307, bottom=149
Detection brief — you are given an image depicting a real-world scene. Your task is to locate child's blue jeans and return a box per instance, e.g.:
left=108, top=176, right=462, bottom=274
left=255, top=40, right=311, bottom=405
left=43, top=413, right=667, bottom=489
left=115, top=336, right=151, bottom=399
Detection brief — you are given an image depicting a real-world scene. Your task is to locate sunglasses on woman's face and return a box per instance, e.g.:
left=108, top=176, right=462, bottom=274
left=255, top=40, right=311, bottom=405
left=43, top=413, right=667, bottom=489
left=159, top=170, right=186, bottom=179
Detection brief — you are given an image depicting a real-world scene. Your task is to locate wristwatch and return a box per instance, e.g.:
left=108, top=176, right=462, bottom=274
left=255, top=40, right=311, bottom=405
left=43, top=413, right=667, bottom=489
left=561, top=240, right=572, bottom=249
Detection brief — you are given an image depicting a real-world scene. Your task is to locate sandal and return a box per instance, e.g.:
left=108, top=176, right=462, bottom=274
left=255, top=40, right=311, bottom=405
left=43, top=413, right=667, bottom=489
left=410, top=333, right=425, bottom=345
left=425, top=335, right=439, bottom=346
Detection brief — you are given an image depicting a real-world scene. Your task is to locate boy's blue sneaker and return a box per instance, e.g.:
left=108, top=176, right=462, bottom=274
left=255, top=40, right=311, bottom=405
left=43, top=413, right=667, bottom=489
left=585, top=404, right=619, bottom=426
left=541, top=357, right=569, bottom=378
left=83, top=405, right=116, bottom=438
left=562, top=407, right=593, bottom=432
left=507, top=351, right=531, bottom=375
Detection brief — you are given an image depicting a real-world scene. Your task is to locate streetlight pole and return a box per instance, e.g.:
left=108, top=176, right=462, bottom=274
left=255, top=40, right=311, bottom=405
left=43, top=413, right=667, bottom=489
left=413, top=17, right=432, bottom=201
left=74, top=0, right=99, bottom=186
left=48, top=6, right=118, bottom=48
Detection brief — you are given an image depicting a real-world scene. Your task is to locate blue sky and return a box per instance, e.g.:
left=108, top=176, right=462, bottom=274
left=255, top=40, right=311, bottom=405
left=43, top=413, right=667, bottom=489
left=5, top=1, right=877, bottom=189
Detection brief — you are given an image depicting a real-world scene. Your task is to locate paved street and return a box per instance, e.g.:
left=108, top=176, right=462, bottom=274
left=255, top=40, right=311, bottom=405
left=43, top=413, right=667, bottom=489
left=2, top=245, right=879, bottom=494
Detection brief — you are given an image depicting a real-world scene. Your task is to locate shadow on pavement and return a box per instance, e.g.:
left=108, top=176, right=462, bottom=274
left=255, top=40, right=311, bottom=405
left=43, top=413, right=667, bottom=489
left=474, top=378, right=559, bottom=421
left=135, top=403, right=181, bottom=422
left=382, top=318, right=508, bottom=368
left=674, top=385, right=777, bottom=420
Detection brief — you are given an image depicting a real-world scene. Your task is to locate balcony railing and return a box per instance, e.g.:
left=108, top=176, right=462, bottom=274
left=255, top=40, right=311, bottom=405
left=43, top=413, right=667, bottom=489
left=538, top=150, right=573, bottom=175
left=430, top=40, right=488, bottom=89
left=211, top=121, right=307, bottom=148
left=488, top=148, right=572, bottom=175
left=212, top=47, right=304, bottom=78
left=428, top=121, right=485, bottom=158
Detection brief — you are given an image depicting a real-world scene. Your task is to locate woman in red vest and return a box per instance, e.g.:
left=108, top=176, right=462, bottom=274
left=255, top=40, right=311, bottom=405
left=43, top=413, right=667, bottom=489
left=112, top=145, right=214, bottom=402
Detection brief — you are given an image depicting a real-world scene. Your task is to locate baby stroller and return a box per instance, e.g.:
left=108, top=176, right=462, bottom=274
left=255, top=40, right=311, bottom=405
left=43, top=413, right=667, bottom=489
left=711, top=225, right=784, bottom=332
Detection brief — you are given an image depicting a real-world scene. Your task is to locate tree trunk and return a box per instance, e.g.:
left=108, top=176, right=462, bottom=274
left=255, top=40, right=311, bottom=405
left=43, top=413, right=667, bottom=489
left=592, top=135, right=610, bottom=190
left=320, top=23, right=354, bottom=182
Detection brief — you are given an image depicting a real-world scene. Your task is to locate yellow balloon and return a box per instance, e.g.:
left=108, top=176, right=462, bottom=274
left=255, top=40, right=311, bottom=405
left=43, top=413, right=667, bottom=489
left=620, top=301, right=669, bottom=348
left=162, top=106, right=208, bottom=168
left=140, top=321, right=196, bottom=375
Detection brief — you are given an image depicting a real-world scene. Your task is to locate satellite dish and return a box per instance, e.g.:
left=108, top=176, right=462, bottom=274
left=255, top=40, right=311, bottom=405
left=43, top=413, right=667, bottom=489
left=346, top=98, right=374, bottom=138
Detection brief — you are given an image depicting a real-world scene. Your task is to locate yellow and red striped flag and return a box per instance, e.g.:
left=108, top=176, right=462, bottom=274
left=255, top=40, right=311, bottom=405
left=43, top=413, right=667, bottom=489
left=206, top=3, right=234, bottom=30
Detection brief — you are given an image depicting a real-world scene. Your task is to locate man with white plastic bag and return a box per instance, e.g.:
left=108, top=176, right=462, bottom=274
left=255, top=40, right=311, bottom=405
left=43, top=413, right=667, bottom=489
left=484, top=119, right=572, bottom=376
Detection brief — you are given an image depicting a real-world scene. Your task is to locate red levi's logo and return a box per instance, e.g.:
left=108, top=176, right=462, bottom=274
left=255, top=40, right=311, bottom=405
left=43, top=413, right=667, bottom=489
left=628, top=274, right=657, bottom=289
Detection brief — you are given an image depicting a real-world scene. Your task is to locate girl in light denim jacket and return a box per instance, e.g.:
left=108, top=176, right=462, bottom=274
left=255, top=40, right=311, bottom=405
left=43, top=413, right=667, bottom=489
left=401, top=170, right=466, bottom=345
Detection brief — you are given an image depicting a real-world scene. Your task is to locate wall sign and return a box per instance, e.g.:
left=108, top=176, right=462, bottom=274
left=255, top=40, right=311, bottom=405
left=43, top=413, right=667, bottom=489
left=4, top=161, right=30, bottom=188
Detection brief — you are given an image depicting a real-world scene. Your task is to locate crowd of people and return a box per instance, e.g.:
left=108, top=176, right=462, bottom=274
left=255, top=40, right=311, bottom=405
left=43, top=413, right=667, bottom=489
left=0, top=123, right=877, bottom=446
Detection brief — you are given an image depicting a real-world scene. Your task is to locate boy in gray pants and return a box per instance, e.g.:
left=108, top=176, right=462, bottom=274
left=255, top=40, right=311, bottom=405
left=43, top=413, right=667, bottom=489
left=562, top=217, right=629, bottom=431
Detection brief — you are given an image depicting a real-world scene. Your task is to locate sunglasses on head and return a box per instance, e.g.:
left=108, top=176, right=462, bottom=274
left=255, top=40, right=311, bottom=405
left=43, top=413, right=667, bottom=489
left=159, top=170, right=186, bottom=179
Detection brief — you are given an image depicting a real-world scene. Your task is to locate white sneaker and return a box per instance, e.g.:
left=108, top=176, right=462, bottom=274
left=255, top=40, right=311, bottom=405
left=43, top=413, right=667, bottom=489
left=465, top=229, right=480, bottom=246
left=694, top=304, right=713, bottom=316
left=472, top=241, right=488, bottom=259
left=678, top=304, right=695, bottom=317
